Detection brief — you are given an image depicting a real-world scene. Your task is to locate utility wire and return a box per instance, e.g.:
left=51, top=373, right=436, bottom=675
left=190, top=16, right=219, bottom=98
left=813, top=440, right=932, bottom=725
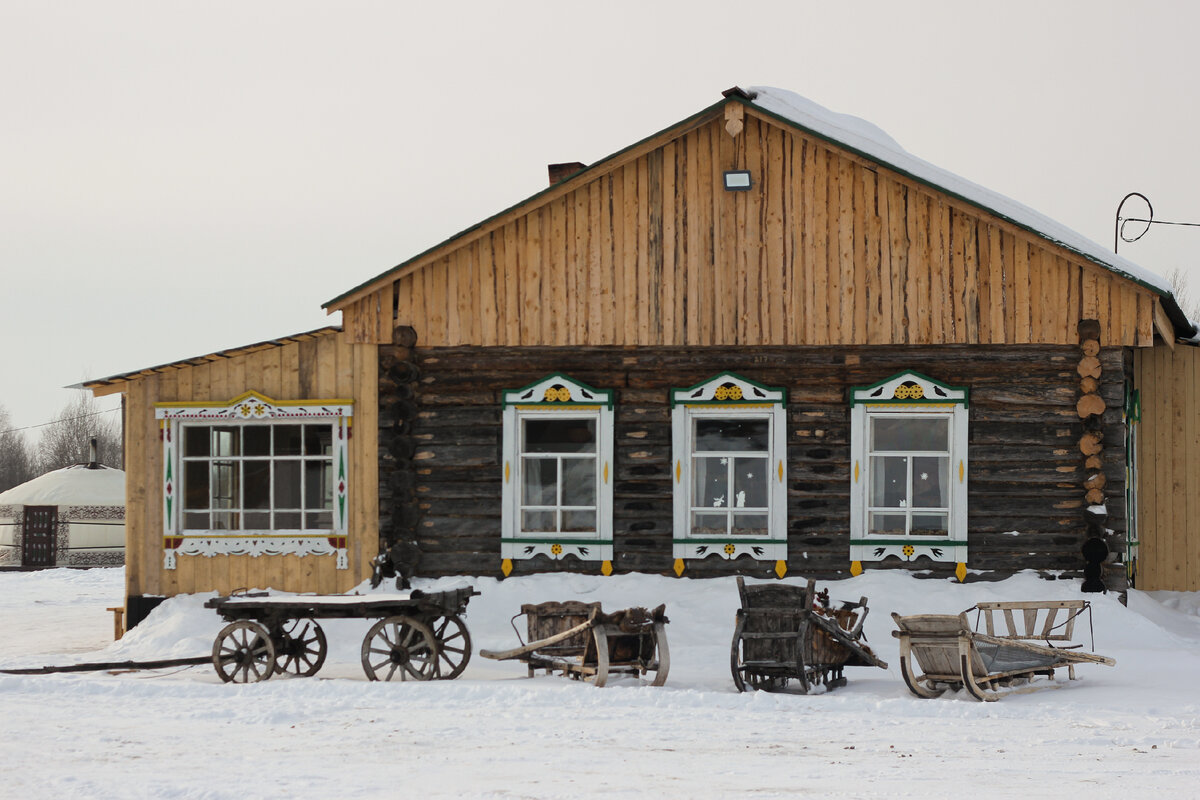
left=0, top=407, right=120, bottom=437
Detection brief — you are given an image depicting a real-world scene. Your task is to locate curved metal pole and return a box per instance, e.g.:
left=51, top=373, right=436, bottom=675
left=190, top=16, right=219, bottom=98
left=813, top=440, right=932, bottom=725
left=1115, top=192, right=1153, bottom=253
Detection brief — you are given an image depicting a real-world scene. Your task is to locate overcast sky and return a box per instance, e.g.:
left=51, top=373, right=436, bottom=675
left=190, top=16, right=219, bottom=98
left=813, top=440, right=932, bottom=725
left=3, top=0, right=1199, bottom=438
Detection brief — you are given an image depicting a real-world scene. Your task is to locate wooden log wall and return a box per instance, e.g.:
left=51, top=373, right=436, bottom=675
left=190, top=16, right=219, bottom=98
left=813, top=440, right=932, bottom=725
left=115, top=331, right=378, bottom=603
left=341, top=111, right=1161, bottom=351
left=1133, top=345, right=1200, bottom=591
left=387, top=344, right=1129, bottom=581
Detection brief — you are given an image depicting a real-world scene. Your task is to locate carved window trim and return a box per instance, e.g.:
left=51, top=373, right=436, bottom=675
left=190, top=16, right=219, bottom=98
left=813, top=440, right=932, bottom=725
left=500, top=374, right=615, bottom=575
left=849, top=372, right=968, bottom=577
left=154, top=391, right=353, bottom=570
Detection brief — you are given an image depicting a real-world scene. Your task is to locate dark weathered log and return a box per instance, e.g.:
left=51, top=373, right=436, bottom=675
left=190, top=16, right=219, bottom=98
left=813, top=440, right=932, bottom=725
left=385, top=343, right=1129, bottom=582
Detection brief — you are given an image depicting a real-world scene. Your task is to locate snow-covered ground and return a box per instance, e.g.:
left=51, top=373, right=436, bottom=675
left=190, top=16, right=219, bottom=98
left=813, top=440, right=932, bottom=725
left=2, top=568, right=1199, bottom=799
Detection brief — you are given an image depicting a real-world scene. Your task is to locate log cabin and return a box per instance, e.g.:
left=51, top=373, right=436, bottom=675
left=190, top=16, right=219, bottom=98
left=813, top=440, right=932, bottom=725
left=86, top=86, right=1200, bottom=627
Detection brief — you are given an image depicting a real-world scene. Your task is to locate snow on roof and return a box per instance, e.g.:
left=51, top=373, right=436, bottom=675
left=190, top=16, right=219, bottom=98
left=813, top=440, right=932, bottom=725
left=747, top=86, right=1174, bottom=297
left=0, top=464, right=125, bottom=507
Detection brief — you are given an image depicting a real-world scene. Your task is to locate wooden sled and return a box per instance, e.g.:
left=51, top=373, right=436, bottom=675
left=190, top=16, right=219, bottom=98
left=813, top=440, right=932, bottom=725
left=480, top=601, right=670, bottom=687
left=730, top=577, right=887, bottom=693
left=892, top=600, right=1116, bottom=701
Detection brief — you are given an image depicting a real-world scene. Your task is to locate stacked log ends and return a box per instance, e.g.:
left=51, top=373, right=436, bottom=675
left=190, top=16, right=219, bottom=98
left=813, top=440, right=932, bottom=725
left=1076, top=320, right=1109, bottom=592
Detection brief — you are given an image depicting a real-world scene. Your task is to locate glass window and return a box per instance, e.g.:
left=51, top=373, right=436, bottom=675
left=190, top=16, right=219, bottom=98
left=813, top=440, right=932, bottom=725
left=179, top=421, right=337, bottom=532
left=517, top=416, right=600, bottom=536
left=689, top=416, right=771, bottom=536
left=866, top=414, right=951, bottom=537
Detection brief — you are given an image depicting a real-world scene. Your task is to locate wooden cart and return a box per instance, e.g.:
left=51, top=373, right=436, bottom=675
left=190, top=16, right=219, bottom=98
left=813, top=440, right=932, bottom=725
left=730, top=577, right=887, bottom=693
left=204, top=586, right=478, bottom=684
left=479, top=601, right=670, bottom=687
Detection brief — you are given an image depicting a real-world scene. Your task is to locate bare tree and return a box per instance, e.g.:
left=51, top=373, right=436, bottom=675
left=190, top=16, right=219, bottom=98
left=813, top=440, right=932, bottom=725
left=36, top=392, right=122, bottom=473
left=0, top=405, right=35, bottom=492
left=1167, top=267, right=1200, bottom=321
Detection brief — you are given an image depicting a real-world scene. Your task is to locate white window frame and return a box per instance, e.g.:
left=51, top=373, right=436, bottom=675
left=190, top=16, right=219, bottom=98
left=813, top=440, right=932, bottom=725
left=849, top=372, right=967, bottom=578
left=670, top=373, right=787, bottom=575
left=500, top=374, right=614, bottom=576
left=155, top=391, right=353, bottom=570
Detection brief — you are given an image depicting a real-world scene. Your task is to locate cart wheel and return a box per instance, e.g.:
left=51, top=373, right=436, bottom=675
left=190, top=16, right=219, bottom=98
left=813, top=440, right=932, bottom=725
left=730, top=620, right=750, bottom=692
left=429, top=614, right=472, bottom=680
left=213, top=621, right=276, bottom=684
left=361, top=616, right=439, bottom=682
left=273, top=618, right=328, bottom=677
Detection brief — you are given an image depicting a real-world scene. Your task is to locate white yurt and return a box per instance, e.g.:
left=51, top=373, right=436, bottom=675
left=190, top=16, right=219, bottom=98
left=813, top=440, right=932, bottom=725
left=0, top=461, right=125, bottom=568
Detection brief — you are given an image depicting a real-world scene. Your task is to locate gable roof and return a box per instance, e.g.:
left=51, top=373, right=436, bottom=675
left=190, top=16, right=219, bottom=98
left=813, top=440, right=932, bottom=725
left=324, top=86, right=1193, bottom=339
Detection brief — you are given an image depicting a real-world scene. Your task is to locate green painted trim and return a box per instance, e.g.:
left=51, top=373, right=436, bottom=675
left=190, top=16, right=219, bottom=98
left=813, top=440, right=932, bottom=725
left=502, top=371, right=615, bottom=409
left=669, top=371, right=787, bottom=408
left=854, top=538, right=969, bottom=547
left=848, top=370, right=968, bottom=408
left=325, top=99, right=728, bottom=310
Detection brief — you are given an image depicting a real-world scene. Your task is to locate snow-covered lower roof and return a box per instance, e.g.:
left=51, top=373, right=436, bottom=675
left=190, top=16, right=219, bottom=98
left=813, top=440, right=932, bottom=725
left=0, top=464, right=125, bottom=507
left=746, top=87, right=1172, bottom=298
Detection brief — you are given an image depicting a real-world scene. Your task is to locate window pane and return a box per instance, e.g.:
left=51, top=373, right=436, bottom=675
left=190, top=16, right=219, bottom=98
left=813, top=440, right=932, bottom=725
left=243, top=462, right=270, bottom=509
left=211, top=462, right=238, bottom=509
left=911, top=456, right=949, bottom=509
left=305, top=425, right=333, bottom=456
left=211, top=511, right=239, bottom=531
left=691, top=512, right=727, bottom=536
left=692, top=456, right=730, bottom=508
left=911, top=514, right=948, bottom=535
left=560, top=458, right=596, bottom=506
left=871, top=417, right=948, bottom=452
left=306, top=511, right=332, bottom=530
left=869, top=456, right=909, bottom=508
left=522, top=418, right=596, bottom=454
left=732, top=513, right=768, bottom=536
left=732, top=456, right=768, bottom=509
left=522, top=510, right=556, bottom=533
left=275, top=511, right=301, bottom=529
left=870, top=513, right=907, bottom=534
left=211, top=427, right=240, bottom=458
left=243, top=426, right=270, bottom=457
left=184, top=461, right=209, bottom=510
left=275, top=425, right=303, bottom=456
left=562, top=510, right=596, bottom=533
left=243, top=511, right=270, bottom=530
left=305, top=461, right=333, bottom=510
left=274, top=461, right=302, bottom=508
left=521, top=458, right=558, bottom=505
left=183, top=426, right=210, bottom=457
left=183, top=512, right=208, bottom=530
left=693, top=418, right=769, bottom=452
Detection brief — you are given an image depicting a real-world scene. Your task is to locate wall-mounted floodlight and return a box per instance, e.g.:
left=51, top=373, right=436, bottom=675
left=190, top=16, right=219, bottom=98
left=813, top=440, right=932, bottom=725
left=723, top=170, right=752, bottom=191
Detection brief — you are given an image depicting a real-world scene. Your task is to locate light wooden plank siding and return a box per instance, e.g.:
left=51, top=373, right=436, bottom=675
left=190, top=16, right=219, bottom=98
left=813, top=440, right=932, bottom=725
left=117, top=331, right=377, bottom=602
left=1134, top=345, right=1200, bottom=590
left=338, top=111, right=1161, bottom=349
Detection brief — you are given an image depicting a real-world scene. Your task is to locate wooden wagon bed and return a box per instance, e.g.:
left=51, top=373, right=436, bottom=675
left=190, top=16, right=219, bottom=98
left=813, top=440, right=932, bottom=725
left=480, top=601, right=670, bottom=687
left=892, top=600, right=1115, bottom=701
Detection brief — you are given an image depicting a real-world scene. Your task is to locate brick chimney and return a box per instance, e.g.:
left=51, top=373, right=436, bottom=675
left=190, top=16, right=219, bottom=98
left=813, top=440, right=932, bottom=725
left=547, top=162, right=586, bottom=186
